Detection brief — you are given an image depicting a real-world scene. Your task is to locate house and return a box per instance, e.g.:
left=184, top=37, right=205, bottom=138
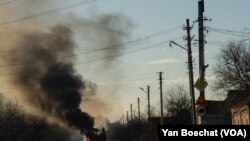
left=224, top=90, right=250, bottom=125
left=197, top=100, right=231, bottom=125
left=198, top=90, right=250, bottom=125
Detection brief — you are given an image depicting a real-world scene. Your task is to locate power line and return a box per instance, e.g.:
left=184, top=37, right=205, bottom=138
left=0, top=41, right=178, bottom=53
left=0, top=0, right=18, bottom=6
left=0, top=25, right=181, bottom=54
left=138, top=25, right=181, bottom=40
left=0, top=38, right=179, bottom=75
left=207, top=26, right=250, bottom=37
left=0, top=34, right=182, bottom=68
left=206, top=39, right=250, bottom=47
left=0, top=38, right=181, bottom=68
left=0, top=24, right=182, bottom=75
left=0, top=24, right=180, bottom=52
left=73, top=40, right=180, bottom=66
left=0, top=0, right=95, bottom=26
left=0, top=43, right=159, bottom=53
left=206, top=40, right=227, bottom=47
left=240, top=37, right=250, bottom=42
left=98, top=75, right=155, bottom=86
left=0, top=75, right=156, bottom=90
left=93, top=72, right=158, bottom=82
left=207, top=27, right=245, bottom=34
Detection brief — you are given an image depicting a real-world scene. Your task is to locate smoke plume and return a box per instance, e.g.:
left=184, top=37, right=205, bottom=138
left=70, top=13, right=134, bottom=66
left=0, top=25, right=94, bottom=132
left=0, top=0, right=133, bottom=136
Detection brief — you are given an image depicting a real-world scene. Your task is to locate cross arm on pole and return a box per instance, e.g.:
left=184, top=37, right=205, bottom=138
left=169, top=40, right=188, bottom=51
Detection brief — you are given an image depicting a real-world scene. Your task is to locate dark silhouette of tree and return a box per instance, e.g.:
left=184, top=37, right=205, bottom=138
left=164, top=85, right=191, bottom=124
left=213, top=41, right=250, bottom=91
left=0, top=95, right=82, bottom=141
left=106, top=118, right=150, bottom=141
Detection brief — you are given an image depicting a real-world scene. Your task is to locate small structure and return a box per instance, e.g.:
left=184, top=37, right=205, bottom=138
left=198, top=90, right=250, bottom=125
left=225, top=90, right=250, bottom=125
left=197, top=100, right=231, bottom=125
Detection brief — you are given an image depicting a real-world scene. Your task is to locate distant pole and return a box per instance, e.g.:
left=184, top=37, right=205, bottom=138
left=130, top=104, right=133, bottom=122
left=140, top=85, right=151, bottom=121
left=122, top=113, right=125, bottom=124
left=159, top=72, right=164, bottom=124
left=147, top=85, right=151, bottom=120
left=126, top=111, right=129, bottom=123
left=138, top=97, right=140, bottom=122
left=185, top=19, right=197, bottom=125
left=147, top=86, right=152, bottom=141
left=134, top=110, right=136, bottom=119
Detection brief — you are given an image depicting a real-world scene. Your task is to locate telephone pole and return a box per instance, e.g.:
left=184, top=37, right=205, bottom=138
left=122, top=113, right=125, bottom=124
left=198, top=0, right=205, bottom=99
left=130, top=104, right=133, bottom=122
left=169, top=37, right=196, bottom=124
left=140, top=85, right=151, bottom=120
left=159, top=72, right=164, bottom=125
left=138, top=97, right=140, bottom=122
left=147, top=86, right=151, bottom=120
left=126, top=111, right=129, bottom=123
left=184, top=19, right=197, bottom=125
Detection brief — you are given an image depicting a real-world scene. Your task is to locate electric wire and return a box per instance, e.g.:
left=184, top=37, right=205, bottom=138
left=0, top=25, right=181, bottom=53
left=0, top=0, right=18, bottom=6
left=207, top=26, right=250, bottom=37
left=0, top=0, right=95, bottom=25
left=0, top=38, right=181, bottom=75
left=0, top=25, right=182, bottom=68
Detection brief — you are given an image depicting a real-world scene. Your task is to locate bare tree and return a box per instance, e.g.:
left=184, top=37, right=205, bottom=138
left=143, top=106, right=157, bottom=118
left=213, top=41, right=250, bottom=91
left=0, top=95, right=81, bottom=141
left=164, top=85, right=191, bottom=124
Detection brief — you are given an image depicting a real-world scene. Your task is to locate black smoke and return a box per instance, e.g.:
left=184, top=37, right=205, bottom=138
left=0, top=25, right=94, bottom=133
left=0, top=6, right=133, bottom=136
left=40, top=62, right=94, bottom=131
left=70, top=13, right=134, bottom=66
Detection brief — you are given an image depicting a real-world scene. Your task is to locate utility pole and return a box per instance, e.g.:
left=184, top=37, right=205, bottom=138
left=133, top=110, right=136, bottom=120
left=147, top=86, right=151, bottom=141
left=126, top=111, right=129, bottom=123
left=147, top=86, right=151, bottom=120
left=184, top=19, right=197, bottom=125
left=140, top=85, right=151, bottom=140
left=122, top=113, right=124, bottom=124
left=130, top=104, right=133, bottom=122
left=140, top=85, right=151, bottom=120
left=159, top=72, right=164, bottom=125
left=169, top=39, right=197, bottom=124
left=198, top=0, right=205, bottom=100
left=138, top=97, right=140, bottom=122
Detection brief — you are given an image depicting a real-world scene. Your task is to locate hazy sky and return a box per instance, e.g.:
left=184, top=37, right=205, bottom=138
left=0, top=0, right=249, bottom=123
left=84, top=0, right=250, bottom=121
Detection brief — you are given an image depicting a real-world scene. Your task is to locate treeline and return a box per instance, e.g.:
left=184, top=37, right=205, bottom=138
left=106, top=86, right=192, bottom=141
left=106, top=118, right=152, bottom=141
left=0, top=95, right=81, bottom=141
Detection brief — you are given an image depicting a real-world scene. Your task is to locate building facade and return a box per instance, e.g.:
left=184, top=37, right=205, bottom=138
left=227, top=90, right=250, bottom=125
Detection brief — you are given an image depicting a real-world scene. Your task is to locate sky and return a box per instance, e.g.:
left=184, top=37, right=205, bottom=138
left=84, top=0, right=250, bottom=121
left=0, top=0, right=249, bottom=124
